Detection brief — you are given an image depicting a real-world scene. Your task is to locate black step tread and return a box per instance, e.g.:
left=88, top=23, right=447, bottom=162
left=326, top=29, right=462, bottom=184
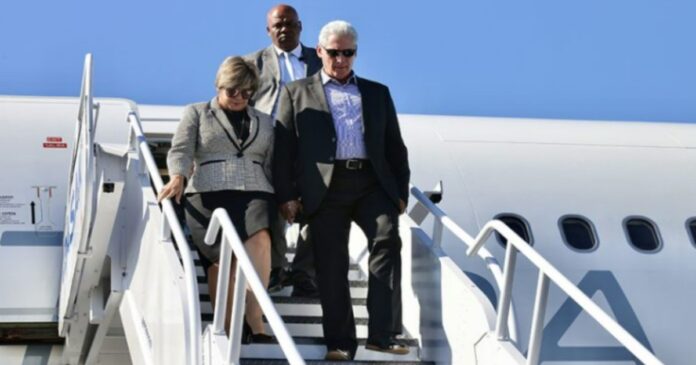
left=265, top=316, right=368, bottom=325
left=244, top=337, right=418, bottom=347
left=201, top=314, right=370, bottom=324
left=241, top=360, right=432, bottom=365
left=273, top=297, right=366, bottom=305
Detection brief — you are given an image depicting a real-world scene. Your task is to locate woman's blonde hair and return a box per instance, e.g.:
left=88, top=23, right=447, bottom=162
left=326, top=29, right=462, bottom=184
left=215, top=56, right=259, bottom=91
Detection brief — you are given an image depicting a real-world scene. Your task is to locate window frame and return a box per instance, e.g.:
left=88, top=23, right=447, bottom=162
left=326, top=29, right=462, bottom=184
left=686, top=217, right=696, bottom=248
left=558, top=215, right=599, bottom=253
left=494, top=213, right=534, bottom=247
left=622, top=216, right=662, bottom=253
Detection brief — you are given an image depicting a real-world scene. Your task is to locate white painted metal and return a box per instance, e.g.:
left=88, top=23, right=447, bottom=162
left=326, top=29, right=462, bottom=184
left=410, top=186, right=519, bottom=342
left=59, top=53, right=97, bottom=333
left=467, top=220, right=663, bottom=365
left=204, top=209, right=304, bottom=365
left=400, top=212, right=525, bottom=364
left=526, top=273, right=550, bottom=365
left=496, top=243, right=518, bottom=340
left=127, top=112, right=201, bottom=365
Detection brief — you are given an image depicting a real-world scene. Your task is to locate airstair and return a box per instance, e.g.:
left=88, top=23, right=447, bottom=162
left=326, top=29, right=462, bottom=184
left=1, top=55, right=666, bottom=364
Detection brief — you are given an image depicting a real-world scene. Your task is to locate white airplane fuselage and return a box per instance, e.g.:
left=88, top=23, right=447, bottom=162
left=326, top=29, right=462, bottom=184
left=0, top=96, right=693, bottom=364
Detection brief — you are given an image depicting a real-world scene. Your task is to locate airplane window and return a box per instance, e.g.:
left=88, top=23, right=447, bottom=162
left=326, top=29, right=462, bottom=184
left=624, top=217, right=661, bottom=252
left=494, top=214, right=533, bottom=247
left=687, top=218, right=696, bottom=247
left=560, top=216, right=597, bottom=251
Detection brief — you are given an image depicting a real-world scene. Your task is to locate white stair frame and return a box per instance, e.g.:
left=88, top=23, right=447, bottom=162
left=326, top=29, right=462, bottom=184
left=409, top=185, right=664, bottom=365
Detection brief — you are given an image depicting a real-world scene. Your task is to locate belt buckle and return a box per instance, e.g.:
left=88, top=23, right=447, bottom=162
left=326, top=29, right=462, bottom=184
left=345, top=159, right=362, bottom=170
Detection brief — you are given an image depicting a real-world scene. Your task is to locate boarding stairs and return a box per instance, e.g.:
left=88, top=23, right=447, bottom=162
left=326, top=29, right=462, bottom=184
left=50, top=54, right=665, bottom=365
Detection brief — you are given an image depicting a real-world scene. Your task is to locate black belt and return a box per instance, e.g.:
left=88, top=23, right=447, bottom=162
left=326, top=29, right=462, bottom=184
left=335, top=159, right=370, bottom=170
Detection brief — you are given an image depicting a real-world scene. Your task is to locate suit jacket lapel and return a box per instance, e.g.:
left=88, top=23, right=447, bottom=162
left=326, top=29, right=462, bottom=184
left=209, top=97, right=241, bottom=143
left=308, top=73, right=331, bottom=116
left=356, top=77, right=374, bottom=144
left=262, top=46, right=280, bottom=82
left=301, top=45, right=322, bottom=76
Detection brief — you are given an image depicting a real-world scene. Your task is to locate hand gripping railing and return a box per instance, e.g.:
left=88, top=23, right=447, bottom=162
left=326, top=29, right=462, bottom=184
left=205, top=208, right=304, bottom=365
left=466, top=221, right=664, bottom=365
left=409, top=185, right=519, bottom=342
left=127, top=112, right=202, bottom=365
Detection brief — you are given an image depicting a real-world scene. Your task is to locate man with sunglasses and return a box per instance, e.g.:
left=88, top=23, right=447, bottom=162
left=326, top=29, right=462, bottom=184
left=244, top=4, right=322, bottom=298
left=274, top=20, right=411, bottom=361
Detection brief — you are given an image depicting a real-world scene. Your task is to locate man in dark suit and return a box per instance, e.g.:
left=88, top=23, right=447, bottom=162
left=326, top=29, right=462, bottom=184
left=274, top=20, right=411, bottom=361
left=244, top=4, right=322, bottom=297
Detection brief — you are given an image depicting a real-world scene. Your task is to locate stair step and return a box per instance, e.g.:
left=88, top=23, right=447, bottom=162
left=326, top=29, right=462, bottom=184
left=240, top=337, right=419, bottom=362
left=270, top=285, right=367, bottom=298
left=271, top=316, right=368, bottom=325
left=263, top=322, right=368, bottom=338
left=273, top=297, right=366, bottom=306
left=241, top=360, right=431, bottom=365
left=267, top=303, right=370, bottom=318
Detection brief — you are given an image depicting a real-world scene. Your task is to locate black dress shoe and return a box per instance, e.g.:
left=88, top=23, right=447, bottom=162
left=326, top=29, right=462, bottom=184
left=241, top=321, right=274, bottom=344
left=268, top=267, right=289, bottom=293
left=291, top=274, right=319, bottom=298
left=249, top=333, right=274, bottom=343
left=324, top=348, right=352, bottom=361
left=365, top=337, right=410, bottom=355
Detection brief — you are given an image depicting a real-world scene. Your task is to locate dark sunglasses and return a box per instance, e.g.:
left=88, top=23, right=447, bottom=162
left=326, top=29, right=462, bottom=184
left=224, top=88, right=254, bottom=100
left=323, top=48, right=356, bottom=58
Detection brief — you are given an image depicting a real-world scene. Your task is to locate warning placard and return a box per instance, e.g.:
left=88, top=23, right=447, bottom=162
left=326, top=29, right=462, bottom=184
left=0, top=195, right=26, bottom=225
left=43, top=136, right=67, bottom=149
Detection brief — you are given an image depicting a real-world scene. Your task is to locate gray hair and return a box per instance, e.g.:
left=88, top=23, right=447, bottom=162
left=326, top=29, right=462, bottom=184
left=318, top=20, right=358, bottom=48
left=215, top=56, right=259, bottom=91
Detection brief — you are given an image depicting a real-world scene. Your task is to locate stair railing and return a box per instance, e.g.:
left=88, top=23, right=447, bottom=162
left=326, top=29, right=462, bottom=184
left=409, top=185, right=519, bottom=342
left=60, top=53, right=98, bottom=332
left=206, top=208, right=304, bottom=365
left=466, top=220, right=663, bottom=365
left=410, top=183, right=662, bottom=365
left=127, top=112, right=202, bottom=365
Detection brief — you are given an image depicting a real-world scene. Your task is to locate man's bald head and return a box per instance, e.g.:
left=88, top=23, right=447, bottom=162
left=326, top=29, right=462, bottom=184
left=266, top=4, right=302, bottom=52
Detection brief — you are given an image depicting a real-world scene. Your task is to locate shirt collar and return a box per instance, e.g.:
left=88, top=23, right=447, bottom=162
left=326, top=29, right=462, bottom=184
left=273, top=43, right=303, bottom=58
left=320, top=70, right=358, bottom=86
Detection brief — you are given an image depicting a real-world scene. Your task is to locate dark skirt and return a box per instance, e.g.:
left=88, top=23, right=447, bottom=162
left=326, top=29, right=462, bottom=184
left=184, top=190, right=275, bottom=266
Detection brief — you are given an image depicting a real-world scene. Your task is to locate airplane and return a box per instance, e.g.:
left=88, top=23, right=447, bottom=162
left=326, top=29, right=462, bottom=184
left=0, top=54, right=689, bottom=364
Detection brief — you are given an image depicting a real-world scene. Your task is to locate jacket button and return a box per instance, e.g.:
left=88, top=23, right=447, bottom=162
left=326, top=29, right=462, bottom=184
left=331, top=137, right=336, bottom=142
left=329, top=156, right=334, bottom=161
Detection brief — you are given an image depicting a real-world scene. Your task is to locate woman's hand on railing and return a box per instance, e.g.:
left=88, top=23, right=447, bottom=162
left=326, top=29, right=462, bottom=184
left=158, top=175, right=185, bottom=204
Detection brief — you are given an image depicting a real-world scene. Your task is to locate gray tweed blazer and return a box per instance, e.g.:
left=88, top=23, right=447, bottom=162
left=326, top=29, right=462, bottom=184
left=167, top=98, right=274, bottom=194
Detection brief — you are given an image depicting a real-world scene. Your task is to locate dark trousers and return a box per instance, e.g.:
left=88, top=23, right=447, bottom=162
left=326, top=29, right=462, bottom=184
left=308, top=163, right=403, bottom=353
left=269, top=213, right=315, bottom=279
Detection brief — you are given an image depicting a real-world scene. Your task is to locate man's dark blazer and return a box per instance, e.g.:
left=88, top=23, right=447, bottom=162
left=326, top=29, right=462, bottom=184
left=273, top=72, right=410, bottom=216
left=244, top=44, right=322, bottom=115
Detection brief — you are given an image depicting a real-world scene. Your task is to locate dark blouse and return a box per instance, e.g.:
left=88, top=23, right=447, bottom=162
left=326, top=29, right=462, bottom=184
left=224, top=109, right=250, bottom=144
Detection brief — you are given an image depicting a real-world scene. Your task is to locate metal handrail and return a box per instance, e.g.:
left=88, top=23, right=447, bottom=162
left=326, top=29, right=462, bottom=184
left=409, top=185, right=519, bottom=341
left=61, top=53, right=97, bottom=319
left=127, top=112, right=202, bottom=365
left=467, top=220, right=663, bottom=365
left=205, top=208, right=304, bottom=365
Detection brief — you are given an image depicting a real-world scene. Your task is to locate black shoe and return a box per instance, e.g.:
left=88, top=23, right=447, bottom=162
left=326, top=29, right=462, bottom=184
left=249, top=333, right=274, bottom=343
left=291, top=275, right=319, bottom=298
left=365, top=336, right=410, bottom=355
left=324, top=348, right=352, bottom=361
left=268, top=267, right=289, bottom=293
left=241, top=321, right=274, bottom=344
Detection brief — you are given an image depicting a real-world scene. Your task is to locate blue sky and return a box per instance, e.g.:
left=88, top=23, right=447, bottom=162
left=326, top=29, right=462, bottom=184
left=1, top=1, right=695, bottom=122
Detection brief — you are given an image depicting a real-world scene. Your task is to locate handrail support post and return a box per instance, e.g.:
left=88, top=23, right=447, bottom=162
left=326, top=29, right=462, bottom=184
left=526, top=271, right=550, bottom=365
left=433, top=217, right=444, bottom=248
left=495, top=243, right=517, bottom=340
left=227, top=261, right=248, bottom=363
